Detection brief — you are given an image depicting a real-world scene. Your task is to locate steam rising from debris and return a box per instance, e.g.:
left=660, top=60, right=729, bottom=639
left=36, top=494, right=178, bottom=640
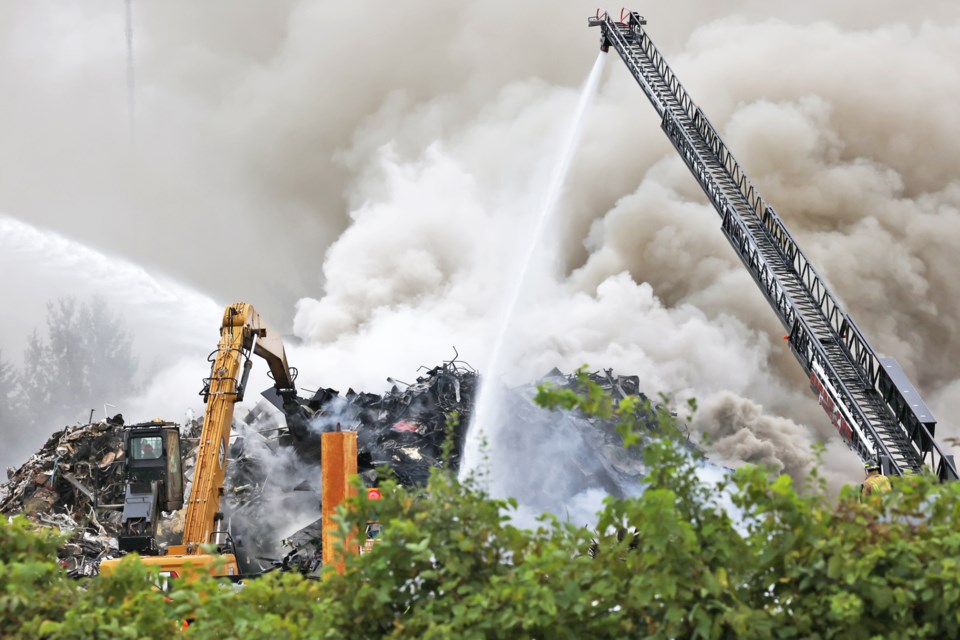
left=225, top=414, right=323, bottom=570
left=3, top=3, right=960, bottom=503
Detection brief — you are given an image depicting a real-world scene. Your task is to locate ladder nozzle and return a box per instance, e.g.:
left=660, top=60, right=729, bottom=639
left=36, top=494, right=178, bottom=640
left=587, top=15, right=609, bottom=51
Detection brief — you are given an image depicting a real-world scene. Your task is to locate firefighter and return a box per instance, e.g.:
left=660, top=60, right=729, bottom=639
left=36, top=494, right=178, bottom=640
left=861, top=460, right=892, bottom=497
left=362, top=487, right=382, bottom=554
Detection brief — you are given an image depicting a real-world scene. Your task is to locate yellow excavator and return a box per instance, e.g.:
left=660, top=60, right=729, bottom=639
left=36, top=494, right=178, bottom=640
left=99, top=302, right=301, bottom=578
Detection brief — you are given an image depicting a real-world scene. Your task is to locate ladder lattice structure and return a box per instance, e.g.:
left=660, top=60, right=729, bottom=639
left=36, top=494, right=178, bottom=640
left=589, top=10, right=957, bottom=480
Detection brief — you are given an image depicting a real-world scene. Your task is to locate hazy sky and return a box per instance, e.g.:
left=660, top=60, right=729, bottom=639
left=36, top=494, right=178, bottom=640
left=2, top=1, right=958, bottom=488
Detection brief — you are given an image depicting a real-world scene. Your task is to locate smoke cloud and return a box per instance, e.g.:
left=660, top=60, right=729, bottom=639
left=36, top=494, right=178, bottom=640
left=695, top=392, right=852, bottom=490
left=2, top=3, right=959, bottom=501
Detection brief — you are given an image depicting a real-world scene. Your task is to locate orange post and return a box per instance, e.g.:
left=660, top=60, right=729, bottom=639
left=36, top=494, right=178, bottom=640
left=321, top=430, right=358, bottom=573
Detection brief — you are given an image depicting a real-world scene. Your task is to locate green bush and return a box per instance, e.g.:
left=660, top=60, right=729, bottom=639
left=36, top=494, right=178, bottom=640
left=0, top=516, right=70, bottom=636
left=2, top=377, right=959, bottom=638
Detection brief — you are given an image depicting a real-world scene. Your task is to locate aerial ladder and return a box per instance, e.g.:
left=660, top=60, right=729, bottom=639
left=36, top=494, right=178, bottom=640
left=589, top=10, right=958, bottom=480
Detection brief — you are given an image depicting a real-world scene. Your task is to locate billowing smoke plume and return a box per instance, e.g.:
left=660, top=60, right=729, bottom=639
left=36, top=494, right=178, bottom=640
left=2, top=3, right=960, bottom=499
left=288, top=9, right=960, bottom=491
left=695, top=392, right=854, bottom=490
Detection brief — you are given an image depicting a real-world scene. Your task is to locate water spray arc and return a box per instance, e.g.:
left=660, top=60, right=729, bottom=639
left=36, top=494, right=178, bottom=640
left=461, top=51, right=608, bottom=479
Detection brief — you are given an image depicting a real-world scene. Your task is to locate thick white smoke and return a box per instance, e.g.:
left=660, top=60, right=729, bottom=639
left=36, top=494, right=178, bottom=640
left=0, top=216, right=227, bottom=468
left=289, top=11, right=960, bottom=491
left=2, top=3, right=959, bottom=501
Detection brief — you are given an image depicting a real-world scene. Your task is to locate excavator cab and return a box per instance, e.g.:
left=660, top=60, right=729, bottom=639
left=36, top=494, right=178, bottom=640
left=118, top=421, right=184, bottom=554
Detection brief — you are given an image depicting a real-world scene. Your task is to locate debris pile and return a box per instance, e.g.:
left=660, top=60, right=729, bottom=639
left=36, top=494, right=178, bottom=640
left=277, top=366, right=676, bottom=573
left=1, top=417, right=205, bottom=574
left=2, top=360, right=677, bottom=576
left=226, top=357, right=479, bottom=573
left=291, top=356, right=479, bottom=484
left=494, top=368, right=678, bottom=514
left=1, top=418, right=127, bottom=576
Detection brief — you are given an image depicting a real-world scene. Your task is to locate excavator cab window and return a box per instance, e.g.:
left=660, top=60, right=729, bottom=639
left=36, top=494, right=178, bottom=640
left=131, top=436, right=163, bottom=460
left=164, top=429, right=184, bottom=510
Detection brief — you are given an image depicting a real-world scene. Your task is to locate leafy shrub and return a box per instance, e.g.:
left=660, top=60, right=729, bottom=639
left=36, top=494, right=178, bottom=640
left=2, top=376, right=959, bottom=638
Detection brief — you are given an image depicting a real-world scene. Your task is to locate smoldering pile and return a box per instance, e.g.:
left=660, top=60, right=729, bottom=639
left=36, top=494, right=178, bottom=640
left=489, top=368, right=682, bottom=513
left=1, top=361, right=681, bottom=576
left=1, top=416, right=131, bottom=577
left=276, top=365, right=683, bottom=575
left=225, top=357, right=481, bottom=572
left=0, top=417, right=205, bottom=576
left=286, top=356, right=479, bottom=483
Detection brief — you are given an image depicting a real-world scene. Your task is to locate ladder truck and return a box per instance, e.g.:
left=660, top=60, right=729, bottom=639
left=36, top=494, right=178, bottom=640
left=588, top=10, right=957, bottom=480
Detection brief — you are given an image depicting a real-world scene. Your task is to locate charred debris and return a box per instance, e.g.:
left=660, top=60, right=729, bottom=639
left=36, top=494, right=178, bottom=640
left=1, top=358, right=683, bottom=576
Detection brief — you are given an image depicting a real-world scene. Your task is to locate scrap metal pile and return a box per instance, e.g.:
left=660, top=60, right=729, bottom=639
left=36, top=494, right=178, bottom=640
left=2, top=360, right=675, bottom=576
left=226, top=357, right=481, bottom=573
left=292, top=356, right=479, bottom=484
left=277, top=366, right=678, bottom=575
left=1, top=417, right=130, bottom=577
left=0, top=418, right=204, bottom=576
left=496, top=368, right=672, bottom=508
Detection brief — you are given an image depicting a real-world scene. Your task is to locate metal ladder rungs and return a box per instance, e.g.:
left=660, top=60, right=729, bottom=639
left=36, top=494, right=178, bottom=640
left=600, top=15, right=936, bottom=475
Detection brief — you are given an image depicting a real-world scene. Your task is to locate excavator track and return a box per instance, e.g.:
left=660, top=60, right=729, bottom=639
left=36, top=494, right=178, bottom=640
left=590, top=11, right=956, bottom=479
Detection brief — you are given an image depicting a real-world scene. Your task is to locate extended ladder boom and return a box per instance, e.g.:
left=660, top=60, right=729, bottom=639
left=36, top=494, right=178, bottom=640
left=589, top=10, right=957, bottom=480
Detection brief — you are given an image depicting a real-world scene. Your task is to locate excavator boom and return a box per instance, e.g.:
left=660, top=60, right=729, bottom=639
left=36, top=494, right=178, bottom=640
left=101, top=302, right=298, bottom=578
left=173, top=303, right=296, bottom=554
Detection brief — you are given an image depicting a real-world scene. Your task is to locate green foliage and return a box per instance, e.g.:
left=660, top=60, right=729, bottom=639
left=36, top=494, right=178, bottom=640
left=33, top=557, right=184, bottom=639
left=534, top=365, right=686, bottom=448
left=536, top=366, right=621, bottom=445
left=0, top=516, right=70, bottom=636
left=3, top=380, right=960, bottom=638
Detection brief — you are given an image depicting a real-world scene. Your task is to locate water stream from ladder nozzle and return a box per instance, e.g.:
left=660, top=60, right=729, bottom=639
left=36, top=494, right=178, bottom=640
left=460, top=51, right=608, bottom=482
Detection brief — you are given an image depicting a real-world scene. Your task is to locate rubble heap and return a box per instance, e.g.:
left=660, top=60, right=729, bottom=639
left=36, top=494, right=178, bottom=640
left=1, top=418, right=205, bottom=575
left=2, top=361, right=677, bottom=576
left=225, top=358, right=479, bottom=573
left=277, top=367, right=677, bottom=574
left=498, top=368, right=670, bottom=507
left=1, top=419, right=126, bottom=577
left=290, top=357, right=478, bottom=485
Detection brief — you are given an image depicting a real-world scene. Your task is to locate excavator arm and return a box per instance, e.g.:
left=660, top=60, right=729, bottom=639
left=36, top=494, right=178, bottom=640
left=101, top=302, right=299, bottom=578
left=175, top=302, right=297, bottom=555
